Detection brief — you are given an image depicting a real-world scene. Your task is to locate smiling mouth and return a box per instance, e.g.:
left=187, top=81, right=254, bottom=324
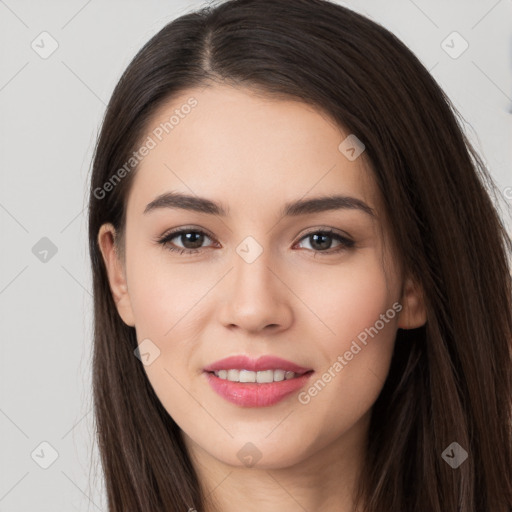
left=207, top=369, right=314, bottom=383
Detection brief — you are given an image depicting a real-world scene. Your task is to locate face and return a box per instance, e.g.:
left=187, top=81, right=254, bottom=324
left=98, top=84, right=426, bottom=472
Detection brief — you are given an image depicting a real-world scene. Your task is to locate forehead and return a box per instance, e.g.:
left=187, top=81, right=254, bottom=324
left=126, top=84, right=381, bottom=221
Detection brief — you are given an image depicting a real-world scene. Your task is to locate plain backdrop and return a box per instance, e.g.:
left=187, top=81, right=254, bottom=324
left=0, top=0, right=511, bottom=510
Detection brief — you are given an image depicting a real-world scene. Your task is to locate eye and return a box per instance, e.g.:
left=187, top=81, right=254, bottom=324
left=156, top=228, right=217, bottom=255
left=294, top=229, right=355, bottom=255
left=156, top=227, right=355, bottom=256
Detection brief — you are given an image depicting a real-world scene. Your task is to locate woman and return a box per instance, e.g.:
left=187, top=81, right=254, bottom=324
left=87, top=0, right=512, bottom=510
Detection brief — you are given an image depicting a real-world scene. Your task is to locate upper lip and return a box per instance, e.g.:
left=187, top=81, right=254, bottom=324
left=204, top=355, right=313, bottom=375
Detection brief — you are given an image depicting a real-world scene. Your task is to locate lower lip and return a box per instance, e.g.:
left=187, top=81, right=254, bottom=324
left=204, top=371, right=314, bottom=407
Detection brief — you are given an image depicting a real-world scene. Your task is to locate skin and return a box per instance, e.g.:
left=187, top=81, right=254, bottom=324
left=98, top=84, right=427, bottom=512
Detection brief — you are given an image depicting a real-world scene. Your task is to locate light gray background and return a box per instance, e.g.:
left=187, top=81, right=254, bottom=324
left=0, top=0, right=511, bottom=510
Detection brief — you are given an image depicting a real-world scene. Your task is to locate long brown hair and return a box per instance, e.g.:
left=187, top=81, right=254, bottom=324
left=87, top=0, right=512, bottom=510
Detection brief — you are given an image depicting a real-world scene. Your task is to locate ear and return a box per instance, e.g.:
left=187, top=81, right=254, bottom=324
left=397, top=275, right=427, bottom=329
left=97, top=223, right=136, bottom=327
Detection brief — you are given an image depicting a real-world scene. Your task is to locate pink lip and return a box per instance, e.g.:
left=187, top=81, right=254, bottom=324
left=205, top=372, right=314, bottom=407
left=203, top=355, right=312, bottom=374
left=203, top=355, right=314, bottom=408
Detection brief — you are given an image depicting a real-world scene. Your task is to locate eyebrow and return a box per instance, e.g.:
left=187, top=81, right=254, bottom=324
left=143, top=191, right=375, bottom=218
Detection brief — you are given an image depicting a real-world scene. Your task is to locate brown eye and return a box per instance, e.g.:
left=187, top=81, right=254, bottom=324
left=296, top=229, right=354, bottom=255
left=157, top=229, right=215, bottom=254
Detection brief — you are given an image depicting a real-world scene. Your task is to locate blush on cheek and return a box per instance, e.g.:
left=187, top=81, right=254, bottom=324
left=128, top=257, right=204, bottom=334
left=323, top=267, right=395, bottom=340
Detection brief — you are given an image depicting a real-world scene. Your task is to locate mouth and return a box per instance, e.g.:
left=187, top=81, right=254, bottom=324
left=204, top=370, right=314, bottom=407
left=202, top=355, right=315, bottom=407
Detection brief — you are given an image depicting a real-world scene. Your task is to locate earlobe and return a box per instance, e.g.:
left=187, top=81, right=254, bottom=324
left=397, top=275, right=427, bottom=329
left=97, top=223, right=136, bottom=327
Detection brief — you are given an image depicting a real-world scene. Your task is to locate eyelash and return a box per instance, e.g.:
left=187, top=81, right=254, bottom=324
left=156, top=227, right=355, bottom=256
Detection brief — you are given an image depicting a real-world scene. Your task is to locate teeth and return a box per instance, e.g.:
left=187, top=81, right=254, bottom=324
left=227, top=369, right=239, bottom=381
left=213, top=369, right=298, bottom=382
left=273, top=369, right=285, bottom=382
left=256, top=370, right=273, bottom=383
left=239, top=370, right=256, bottom=382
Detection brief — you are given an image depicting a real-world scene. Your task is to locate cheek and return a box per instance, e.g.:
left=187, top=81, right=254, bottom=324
left=296, top=249, right=398, bottom=347
left=124, top=242, right=203, bottom=357
left=127, top=245, right=210, bottom=340
left=296, top=252, right=399, bottom=421
left=125, top=252, right=210, bottom=427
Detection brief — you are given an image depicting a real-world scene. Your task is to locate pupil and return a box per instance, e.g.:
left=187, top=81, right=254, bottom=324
left=182, top=232, right=204, bottom=249
left=311, top=233, right=331, bottom=250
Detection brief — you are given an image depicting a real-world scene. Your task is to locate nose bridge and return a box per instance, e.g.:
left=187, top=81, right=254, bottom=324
left=217, top=235, right=293, bottom=331
left=232, top=235, right=279, bottom=301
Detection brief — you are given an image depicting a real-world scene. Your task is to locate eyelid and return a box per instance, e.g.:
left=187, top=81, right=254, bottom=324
left=297, top=226, right=353, bottom=240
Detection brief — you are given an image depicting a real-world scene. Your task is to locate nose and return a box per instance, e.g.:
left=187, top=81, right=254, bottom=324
left=216, top=248, right=294, bottom=334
